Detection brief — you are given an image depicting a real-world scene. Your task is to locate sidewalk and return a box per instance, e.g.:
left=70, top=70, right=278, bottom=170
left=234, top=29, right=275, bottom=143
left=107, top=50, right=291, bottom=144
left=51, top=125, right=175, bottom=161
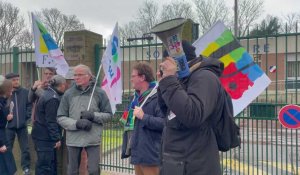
left=102, top=170, right=133, bottom=175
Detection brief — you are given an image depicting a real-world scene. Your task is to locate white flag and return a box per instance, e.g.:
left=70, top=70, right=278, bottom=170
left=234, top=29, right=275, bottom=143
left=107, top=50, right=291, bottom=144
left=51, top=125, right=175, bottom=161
left=101, top=23, right=122, bottom=114
left=32, top=13, right=69, bottom=77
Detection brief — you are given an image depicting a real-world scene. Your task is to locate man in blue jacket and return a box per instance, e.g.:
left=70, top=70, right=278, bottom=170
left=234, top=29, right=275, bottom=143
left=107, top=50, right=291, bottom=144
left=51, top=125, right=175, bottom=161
left=5, top=73, right=32, bottom=175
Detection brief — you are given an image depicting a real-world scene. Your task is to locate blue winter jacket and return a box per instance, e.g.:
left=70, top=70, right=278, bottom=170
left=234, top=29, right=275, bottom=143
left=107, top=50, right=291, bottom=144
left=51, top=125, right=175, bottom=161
left=129, top=91, right=166, bottom=166
left=6, top=87, right=32, bottom=129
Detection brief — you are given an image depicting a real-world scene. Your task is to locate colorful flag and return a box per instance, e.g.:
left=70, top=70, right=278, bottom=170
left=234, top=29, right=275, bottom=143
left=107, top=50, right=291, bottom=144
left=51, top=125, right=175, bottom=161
left=269, top=65, right=276, bottom=73
left=193, top=21, right=271, bottom=116
left=101, top=23, right=122, bottom=114
left=32, top=13, right=69, bottom=76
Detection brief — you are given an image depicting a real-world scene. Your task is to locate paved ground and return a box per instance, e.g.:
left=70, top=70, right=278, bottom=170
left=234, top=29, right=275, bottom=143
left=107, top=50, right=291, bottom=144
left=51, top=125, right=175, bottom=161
left=12, top=124, right=300, bottom=174
left=102, top=170, right=133, bottom=175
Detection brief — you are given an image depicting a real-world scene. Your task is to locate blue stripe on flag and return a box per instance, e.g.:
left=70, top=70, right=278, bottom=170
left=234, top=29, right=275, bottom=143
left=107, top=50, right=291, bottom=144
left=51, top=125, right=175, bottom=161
left=42, top=34, right=58, bottom=50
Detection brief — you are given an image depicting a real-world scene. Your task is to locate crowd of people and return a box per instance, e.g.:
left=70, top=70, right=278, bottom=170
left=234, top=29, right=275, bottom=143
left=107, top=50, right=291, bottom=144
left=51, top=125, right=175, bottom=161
left=0, top=64, right=112, bottom=175
left=0, top=40, right=227, bottom=175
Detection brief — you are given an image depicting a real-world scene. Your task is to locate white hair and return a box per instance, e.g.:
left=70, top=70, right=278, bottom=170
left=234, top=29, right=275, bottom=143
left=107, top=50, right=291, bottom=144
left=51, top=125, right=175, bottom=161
left=0, top=75, right=4, bottom=86
left=49, top=75, right=66, bottom=87
left=74, top=64, right=93, bottom=76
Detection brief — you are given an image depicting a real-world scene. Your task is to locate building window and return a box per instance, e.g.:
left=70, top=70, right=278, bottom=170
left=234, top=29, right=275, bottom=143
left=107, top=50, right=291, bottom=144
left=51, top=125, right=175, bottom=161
left=286, top=53, right=300, bottom=89
left=253, top=54, right=262, bottom=67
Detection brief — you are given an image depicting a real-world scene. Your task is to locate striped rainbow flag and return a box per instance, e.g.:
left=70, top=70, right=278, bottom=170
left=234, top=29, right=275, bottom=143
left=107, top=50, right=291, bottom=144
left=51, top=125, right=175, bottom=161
left=32, top=13, right=69, bottom=76
left=193, top=21, right=271, bottom=116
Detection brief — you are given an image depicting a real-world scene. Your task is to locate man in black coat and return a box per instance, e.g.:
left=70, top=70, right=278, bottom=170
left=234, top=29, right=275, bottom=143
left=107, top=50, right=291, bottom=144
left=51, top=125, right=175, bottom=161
left=5, top=73, right=32, bottom=175
left=158, top=41, right=223, bottom=175
left=31, top=75, right=67, bottom=175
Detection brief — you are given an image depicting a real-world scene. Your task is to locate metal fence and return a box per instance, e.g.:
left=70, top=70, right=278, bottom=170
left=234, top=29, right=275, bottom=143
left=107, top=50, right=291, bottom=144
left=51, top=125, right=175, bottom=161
left=1, top=32, right=300, bottom=174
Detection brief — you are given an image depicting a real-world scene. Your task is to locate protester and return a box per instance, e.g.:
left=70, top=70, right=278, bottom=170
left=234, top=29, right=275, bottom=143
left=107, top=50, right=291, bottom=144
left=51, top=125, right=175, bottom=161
left=57, top=64, right=112, bottom=175
left=28, top=67, right=56, bottom=127
left=4, top=73, right=32, bottom=175
left=0, top=75, right=17, bottom=175
left=28, top=67, right=56, bottom=103
left=121, top=62, right=165, bottom=175
left=158, top=40, right=223, bottom=175
left=31, top=75, right=67, bottom=175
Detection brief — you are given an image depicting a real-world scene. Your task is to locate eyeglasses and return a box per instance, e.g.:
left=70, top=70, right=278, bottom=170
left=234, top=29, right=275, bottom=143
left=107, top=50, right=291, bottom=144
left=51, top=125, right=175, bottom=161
left=131, top=74, right=139, bottom=78
left=74, top=74, right=88, bottom=77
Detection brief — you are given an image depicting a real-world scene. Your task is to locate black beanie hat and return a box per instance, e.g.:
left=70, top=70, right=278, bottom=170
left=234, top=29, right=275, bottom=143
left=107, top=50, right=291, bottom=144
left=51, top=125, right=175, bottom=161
left=163, top=40, right=196, bottom=61
left=5, top=72, right=19, bottom=79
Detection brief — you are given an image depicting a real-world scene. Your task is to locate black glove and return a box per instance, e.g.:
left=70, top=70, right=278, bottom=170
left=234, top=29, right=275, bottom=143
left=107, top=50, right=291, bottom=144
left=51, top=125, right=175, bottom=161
left=76, top=119, right=92, bottom=131
left=80, top=111, right=95, bottom=121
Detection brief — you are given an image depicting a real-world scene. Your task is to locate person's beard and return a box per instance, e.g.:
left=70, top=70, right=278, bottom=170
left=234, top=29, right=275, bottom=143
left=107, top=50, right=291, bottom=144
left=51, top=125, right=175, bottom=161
left=13, top=85, right=20, bottom=91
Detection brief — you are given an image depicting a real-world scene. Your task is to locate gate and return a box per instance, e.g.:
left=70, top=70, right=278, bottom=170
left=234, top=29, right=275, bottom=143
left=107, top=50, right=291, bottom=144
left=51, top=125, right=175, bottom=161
left=1, top=32, right=299, bottom=174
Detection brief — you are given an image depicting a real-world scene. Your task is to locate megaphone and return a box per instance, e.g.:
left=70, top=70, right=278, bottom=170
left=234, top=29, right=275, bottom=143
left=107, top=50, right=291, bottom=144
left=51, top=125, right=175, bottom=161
left=150, top=18, right=189, bottom=78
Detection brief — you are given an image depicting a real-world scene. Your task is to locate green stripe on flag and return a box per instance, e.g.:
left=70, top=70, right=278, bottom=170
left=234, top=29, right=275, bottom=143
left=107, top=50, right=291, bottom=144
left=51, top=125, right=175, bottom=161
left=36, top=21, right=48, bottom=35
left=215, top=30, right=234, bottom=47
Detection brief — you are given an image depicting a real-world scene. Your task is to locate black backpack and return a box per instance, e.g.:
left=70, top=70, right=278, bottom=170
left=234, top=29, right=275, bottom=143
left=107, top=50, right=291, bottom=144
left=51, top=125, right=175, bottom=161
left=211, top=87, right=241, bottom=152
left=184, top=60, right=241, bottom=152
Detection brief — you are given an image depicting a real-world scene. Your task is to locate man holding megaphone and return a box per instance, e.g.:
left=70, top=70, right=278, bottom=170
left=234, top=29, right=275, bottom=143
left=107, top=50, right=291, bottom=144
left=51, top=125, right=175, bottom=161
left=157, top=40, right=223, bottom=175
left=150, top=17, right=226, bottom=174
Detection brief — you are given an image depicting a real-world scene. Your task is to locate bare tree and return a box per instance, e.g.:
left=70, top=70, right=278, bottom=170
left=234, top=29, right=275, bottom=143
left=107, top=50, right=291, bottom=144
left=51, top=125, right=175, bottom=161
left=237, top=0, right=264, bottom=36
left=135, top=0, right=159, bottom=35
left=36, top=8, right=85, bottom=47
left=119, top=21, right=143, bottom=44
left=193, top=0, right=230, bottom=34
left=0, top=2, right=25, bottom=50
left=14, top=29, right=33, bottom=48
left=160, top=0, right=195, bottom=22
left=281, top=13, right=300, bottom=33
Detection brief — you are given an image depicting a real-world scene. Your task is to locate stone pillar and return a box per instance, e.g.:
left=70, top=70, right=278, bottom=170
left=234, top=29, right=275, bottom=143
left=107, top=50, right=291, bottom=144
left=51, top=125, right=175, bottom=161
left=182, top=19, right=199, bottom=43
left=64, top=30, right=103, bottom=74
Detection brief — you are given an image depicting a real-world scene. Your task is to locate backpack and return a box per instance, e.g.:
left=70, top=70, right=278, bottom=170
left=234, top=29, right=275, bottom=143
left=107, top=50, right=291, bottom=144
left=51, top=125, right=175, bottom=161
left=184, top=60, right=241, bottom=152
left=211, top=87, right=241, bottom=152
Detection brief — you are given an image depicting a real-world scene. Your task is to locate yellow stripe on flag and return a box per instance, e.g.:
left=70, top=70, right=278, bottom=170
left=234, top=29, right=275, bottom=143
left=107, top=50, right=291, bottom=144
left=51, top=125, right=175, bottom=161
left=201, top=42, right=219, bottom=57
left=219, top=54, right=234, bottom=67
left=39, top=36, right=48, bottom=54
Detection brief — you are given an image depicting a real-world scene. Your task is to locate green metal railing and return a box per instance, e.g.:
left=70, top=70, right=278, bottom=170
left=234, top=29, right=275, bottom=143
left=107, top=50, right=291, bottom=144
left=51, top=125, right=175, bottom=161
left=1, top=32, right=300, bottom=174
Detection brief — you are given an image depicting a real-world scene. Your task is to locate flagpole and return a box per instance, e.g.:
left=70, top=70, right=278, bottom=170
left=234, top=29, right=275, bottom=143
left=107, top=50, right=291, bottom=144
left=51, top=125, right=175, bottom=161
left=36, top=67, right=41, bottom=80
left=87, top=64, right=102, bottom=110
left=139, top=84, right=158, bottom=108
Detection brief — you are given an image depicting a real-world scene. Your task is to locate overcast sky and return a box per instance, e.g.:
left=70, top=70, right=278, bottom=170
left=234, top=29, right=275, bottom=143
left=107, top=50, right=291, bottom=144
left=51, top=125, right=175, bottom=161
left=5, top=0, right=300, bottom=39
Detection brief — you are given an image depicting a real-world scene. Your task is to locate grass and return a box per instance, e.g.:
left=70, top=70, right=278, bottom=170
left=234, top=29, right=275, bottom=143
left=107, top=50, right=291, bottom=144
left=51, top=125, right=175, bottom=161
left=102, top=129, right=123, bottom=153
left=12, top=127, right=125, bottom=174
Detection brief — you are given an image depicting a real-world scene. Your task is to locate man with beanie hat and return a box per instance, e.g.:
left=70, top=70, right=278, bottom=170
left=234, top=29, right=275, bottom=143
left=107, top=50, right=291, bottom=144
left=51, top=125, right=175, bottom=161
left=5, top=73, right=32, bottom=175
left=158, top=40, right=223, bottom=174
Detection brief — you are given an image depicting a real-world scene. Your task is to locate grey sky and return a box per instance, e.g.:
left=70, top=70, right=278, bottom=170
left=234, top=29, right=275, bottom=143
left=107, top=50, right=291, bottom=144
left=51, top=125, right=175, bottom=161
left=5, top=0, right=300, bottom=39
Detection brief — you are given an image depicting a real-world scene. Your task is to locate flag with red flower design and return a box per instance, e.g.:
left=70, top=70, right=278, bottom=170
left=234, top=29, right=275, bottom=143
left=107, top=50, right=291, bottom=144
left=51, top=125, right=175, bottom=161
left=193, top=21, right=271, bottom=116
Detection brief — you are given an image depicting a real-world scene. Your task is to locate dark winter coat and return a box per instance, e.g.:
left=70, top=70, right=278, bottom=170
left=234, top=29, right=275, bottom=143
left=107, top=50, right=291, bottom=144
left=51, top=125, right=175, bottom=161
left=158, top=57, right=223, bottom=175
left=0, top=97, right=9, bottom=147
left=31, top=87, right=62, bottom=142
left=0, top=97, right=17, bottom=175
left=129, top=91, right=165, bottom=166
left=6, top=87, right=32, bottom=129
